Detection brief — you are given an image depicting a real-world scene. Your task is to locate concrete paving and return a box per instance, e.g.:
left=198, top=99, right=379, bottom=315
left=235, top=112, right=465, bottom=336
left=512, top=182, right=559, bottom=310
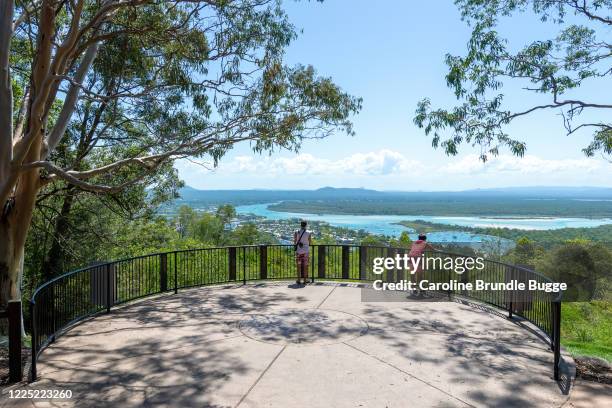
left=1, top=282, right=577, bottom=407
left=563, top=380, right=612, bottom=408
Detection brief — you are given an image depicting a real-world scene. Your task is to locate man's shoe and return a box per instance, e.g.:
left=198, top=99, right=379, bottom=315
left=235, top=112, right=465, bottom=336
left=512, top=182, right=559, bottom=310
left=296, top=279, right=301, bottom=285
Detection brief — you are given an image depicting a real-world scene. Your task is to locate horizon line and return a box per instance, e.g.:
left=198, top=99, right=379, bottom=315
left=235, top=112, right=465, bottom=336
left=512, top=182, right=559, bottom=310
left=180, top=185, right=612, bottom=193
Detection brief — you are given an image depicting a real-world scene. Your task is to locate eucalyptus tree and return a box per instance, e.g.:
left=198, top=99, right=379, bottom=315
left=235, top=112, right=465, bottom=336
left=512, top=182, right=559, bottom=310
left=33, top=29, right=184, bottom=283
left=414, top=0, right=612, bottom=161
left=0, top=0, right=361, bottom=307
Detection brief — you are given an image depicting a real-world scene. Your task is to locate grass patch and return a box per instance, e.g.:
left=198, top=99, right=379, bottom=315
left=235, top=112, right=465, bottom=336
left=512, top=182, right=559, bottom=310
left=561, top=301, right=612, bottom=362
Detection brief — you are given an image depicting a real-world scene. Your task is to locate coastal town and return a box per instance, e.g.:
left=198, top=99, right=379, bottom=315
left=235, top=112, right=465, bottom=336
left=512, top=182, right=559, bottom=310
left=235, top=212, right=372, bottom=245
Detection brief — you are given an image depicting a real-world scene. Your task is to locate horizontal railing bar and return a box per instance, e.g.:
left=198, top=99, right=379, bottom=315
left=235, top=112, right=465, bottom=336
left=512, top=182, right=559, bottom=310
left=32, top=246, right=556, bottom=302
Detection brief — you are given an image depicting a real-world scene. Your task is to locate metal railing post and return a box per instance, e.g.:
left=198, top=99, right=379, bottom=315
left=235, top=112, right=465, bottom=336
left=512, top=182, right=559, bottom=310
left=359, top=246, right=367, bottom=281
left=311, top=246, right=315, bottom=283
left=51, top=285, right=56, bottom=337
left=447, top=266, right=452, bottom=300
left=553, top=301, right=561, bottom=381
left=160, top=253, right=168, bottom=292
left=259, top=245, right=268, bottom=280
left=242, top=247, right=247, bottom=285
left=106, top=263, right=112, bottom=313
left=318, top=245, right=326, bottom=279
left=508, top=268, right=514, bottom=319
left=174, top=252, right=178, bottom=294
left=342, top=245, right=350, bottom=280
left=8, top=300, right=22, bottom=383
left=550, top=302, right=556, bottom=351
left=30, top=300, right=37, bottom=382
left=229, top=247, right=237, bottom=281
left=386, top=247, right=395, bottom=283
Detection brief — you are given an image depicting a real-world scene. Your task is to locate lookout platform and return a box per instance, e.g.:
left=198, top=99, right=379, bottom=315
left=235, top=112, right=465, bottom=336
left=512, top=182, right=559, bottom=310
left=14, top=282, right=573, bottom=407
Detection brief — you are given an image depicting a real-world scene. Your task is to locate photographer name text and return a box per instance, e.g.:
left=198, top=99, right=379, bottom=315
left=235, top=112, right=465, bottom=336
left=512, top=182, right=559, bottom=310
left=372, top=279, right=567, bottom=293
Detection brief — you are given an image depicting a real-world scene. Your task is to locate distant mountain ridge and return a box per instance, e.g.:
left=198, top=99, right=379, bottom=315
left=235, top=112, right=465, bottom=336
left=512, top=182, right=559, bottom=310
left=178, top=185, right=612, bottom=203
left=177, top=186, right=386, bottom=203
left=170, top=186, right=612, bottom=217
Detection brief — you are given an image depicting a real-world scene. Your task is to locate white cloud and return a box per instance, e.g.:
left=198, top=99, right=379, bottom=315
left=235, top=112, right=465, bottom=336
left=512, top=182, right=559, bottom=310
left=442, top=154, right=605, bottom=175
left=219, top=149, right=422, bottom=177
left=175, top=150, right=610, bottom=190
left=221, top=151, right=606, bottom=177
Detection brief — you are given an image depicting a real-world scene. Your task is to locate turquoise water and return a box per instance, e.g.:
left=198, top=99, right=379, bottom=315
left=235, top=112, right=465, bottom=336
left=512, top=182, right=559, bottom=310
left=235, top=203, right=612, bottom=242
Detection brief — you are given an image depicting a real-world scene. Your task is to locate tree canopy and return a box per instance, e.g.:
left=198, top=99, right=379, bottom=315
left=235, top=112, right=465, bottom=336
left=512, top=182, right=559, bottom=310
left=414, top=0, right=612, bottom=161
left=0, top=0, right=360, bottom=306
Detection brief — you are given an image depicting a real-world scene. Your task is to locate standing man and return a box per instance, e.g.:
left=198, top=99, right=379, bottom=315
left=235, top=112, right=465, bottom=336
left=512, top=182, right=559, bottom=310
left=294, top=220, right=312, bottom=285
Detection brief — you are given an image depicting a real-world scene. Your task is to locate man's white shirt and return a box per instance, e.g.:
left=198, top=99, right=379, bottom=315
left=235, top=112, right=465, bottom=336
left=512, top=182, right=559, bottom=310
left=295, top=229, right=311, bottom=255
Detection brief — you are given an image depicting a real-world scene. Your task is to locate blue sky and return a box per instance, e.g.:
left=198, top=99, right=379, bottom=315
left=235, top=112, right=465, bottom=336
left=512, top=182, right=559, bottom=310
left=176, top=0, right=612, bottom=191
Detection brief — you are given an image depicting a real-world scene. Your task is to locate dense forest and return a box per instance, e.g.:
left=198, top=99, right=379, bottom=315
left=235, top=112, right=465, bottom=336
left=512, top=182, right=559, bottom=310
left=397, top=220, right=612, bottom=246
left=267, top=198, right=612, bottom=217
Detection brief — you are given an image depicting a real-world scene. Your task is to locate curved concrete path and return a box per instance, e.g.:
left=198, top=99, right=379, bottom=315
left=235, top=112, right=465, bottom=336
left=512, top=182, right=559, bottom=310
left=9, top=283, right=575, bottom=407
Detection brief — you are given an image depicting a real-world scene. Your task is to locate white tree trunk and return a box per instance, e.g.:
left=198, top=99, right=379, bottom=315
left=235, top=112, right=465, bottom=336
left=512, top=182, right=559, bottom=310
left=0, top=222, right=22, bottom=307
left=0, top=179, right=38, bottom=307
left=0, top=0, right=14, bottom=184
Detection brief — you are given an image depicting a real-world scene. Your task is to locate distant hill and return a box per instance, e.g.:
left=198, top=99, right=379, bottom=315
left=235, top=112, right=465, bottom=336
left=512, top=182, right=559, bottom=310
left=176, top=186, right=387, bottom=204
left=176, top=185, right=612, bottom=205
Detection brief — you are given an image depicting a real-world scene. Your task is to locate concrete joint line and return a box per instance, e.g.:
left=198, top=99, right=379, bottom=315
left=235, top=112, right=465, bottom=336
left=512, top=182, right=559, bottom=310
left=235, top=345, right=287, bottom=408
left=316, top=285, right=338, bottom=309
left=342, top=342, right=475, bottom=408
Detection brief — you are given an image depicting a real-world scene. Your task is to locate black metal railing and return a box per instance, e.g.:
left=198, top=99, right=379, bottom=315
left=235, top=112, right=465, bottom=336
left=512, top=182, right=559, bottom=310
left=29, top=245, right=562, bottom=381
left=1, top=301, right=23, bottom=382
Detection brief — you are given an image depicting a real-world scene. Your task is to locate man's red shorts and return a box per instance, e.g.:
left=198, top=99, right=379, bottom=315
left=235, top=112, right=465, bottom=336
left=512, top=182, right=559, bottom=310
left=296, top=253, right=309, bottom=267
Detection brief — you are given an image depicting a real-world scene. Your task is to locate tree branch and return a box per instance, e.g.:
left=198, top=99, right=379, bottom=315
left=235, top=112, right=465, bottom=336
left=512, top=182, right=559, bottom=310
left=571, top=0, right=612, bottom=25
left=506, top=99, right=612, bottom=122
left=32, top=160, right=153, bottom=193
left=44, top=41, right=101, bottom=158
left=13, top=0, right=42, bottom=32
left=13, top=87, right=30, bottom=143
left=48, top=0, right=84, bottom=80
